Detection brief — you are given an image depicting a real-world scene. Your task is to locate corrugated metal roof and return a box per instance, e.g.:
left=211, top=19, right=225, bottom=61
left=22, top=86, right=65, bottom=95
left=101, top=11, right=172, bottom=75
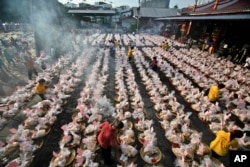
left=155, top=13, right=250, bottom=20
left=133, top=7, right=178, bottom=18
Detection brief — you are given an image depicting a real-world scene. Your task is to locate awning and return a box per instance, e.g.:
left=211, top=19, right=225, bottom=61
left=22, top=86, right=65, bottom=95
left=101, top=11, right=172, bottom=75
left=155, top=13, right=250, bottom=21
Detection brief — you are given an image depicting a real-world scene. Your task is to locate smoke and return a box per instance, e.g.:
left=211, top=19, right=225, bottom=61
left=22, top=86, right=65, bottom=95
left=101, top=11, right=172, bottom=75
left=141, top=20, right=165, bottom=35
left=1, top=0, right=122, bottom=60
left=30, top=0, right=67, bottom=57
left=0, top=0, right=30, bottom=22
left=0, top=0, right=72, bottom=58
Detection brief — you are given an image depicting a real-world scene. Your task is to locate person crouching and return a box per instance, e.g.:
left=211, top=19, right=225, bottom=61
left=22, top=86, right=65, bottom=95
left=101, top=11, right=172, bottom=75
left=206, top=83, right=225, bottom=103
left=35, top=78, right=46, bottom=100
left=210, top=129, right=244, bottom=158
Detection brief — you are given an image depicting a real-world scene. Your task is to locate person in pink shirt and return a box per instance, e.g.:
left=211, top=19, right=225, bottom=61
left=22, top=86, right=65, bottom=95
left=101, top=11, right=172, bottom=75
left=97, top=119, right=124, bottom=166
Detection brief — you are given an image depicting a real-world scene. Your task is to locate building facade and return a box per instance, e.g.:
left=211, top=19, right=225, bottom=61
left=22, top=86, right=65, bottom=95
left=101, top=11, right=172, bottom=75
left=140, top=0, right=170, bottom=8
left=157, top=0, right=250, bottom=57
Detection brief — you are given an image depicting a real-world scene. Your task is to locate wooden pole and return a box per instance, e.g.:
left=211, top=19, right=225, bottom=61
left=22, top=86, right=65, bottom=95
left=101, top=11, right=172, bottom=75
left=213, top=0, right=220, bottom=10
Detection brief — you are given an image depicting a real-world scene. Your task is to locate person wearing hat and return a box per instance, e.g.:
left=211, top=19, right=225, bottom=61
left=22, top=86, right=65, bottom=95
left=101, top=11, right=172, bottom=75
left=35, top=78, right=46, bottom=100
left=97, top=119, right=124, bottom=166
left=210, top=129, right=244, bottom=158
left=205, top=83, right=225, bottom=103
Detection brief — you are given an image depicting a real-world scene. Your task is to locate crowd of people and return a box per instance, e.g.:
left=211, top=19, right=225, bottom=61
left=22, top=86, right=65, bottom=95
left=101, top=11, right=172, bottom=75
left=179, top=35, right=250, bottom=68
left=0, top=33, right=63, bottom=85
left=201, top=36, right=250, bottom=67
left=0, top=36, right=39, bottom=80
left=0, top=22, right=29, bottom=33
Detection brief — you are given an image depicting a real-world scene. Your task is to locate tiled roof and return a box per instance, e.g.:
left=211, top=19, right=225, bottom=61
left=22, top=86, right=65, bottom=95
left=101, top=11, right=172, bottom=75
left=215, top=0, right=250, bottom=13
left=181, top=0, right=250, bottom=15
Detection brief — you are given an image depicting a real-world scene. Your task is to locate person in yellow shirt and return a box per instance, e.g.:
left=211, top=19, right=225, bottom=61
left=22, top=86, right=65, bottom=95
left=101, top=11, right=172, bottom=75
left=161, top=41, right=167, bottom=50
left=207, top=83, right=225, bottom=103
left=128, top=46, right=134, bottom=61
left=114, top=39, right=119, bottom=48
left=35, top=78, right=46, bottom=100
left=210, top=129, right=244, bottom=158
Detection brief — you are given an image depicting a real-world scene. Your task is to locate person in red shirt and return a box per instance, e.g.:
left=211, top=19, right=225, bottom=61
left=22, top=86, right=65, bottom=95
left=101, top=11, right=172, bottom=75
left=25, top=53, right=38, bottom=80
left=151, top=56, right=158, bottom=71
left=97, top=119, right=124, bottom=166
